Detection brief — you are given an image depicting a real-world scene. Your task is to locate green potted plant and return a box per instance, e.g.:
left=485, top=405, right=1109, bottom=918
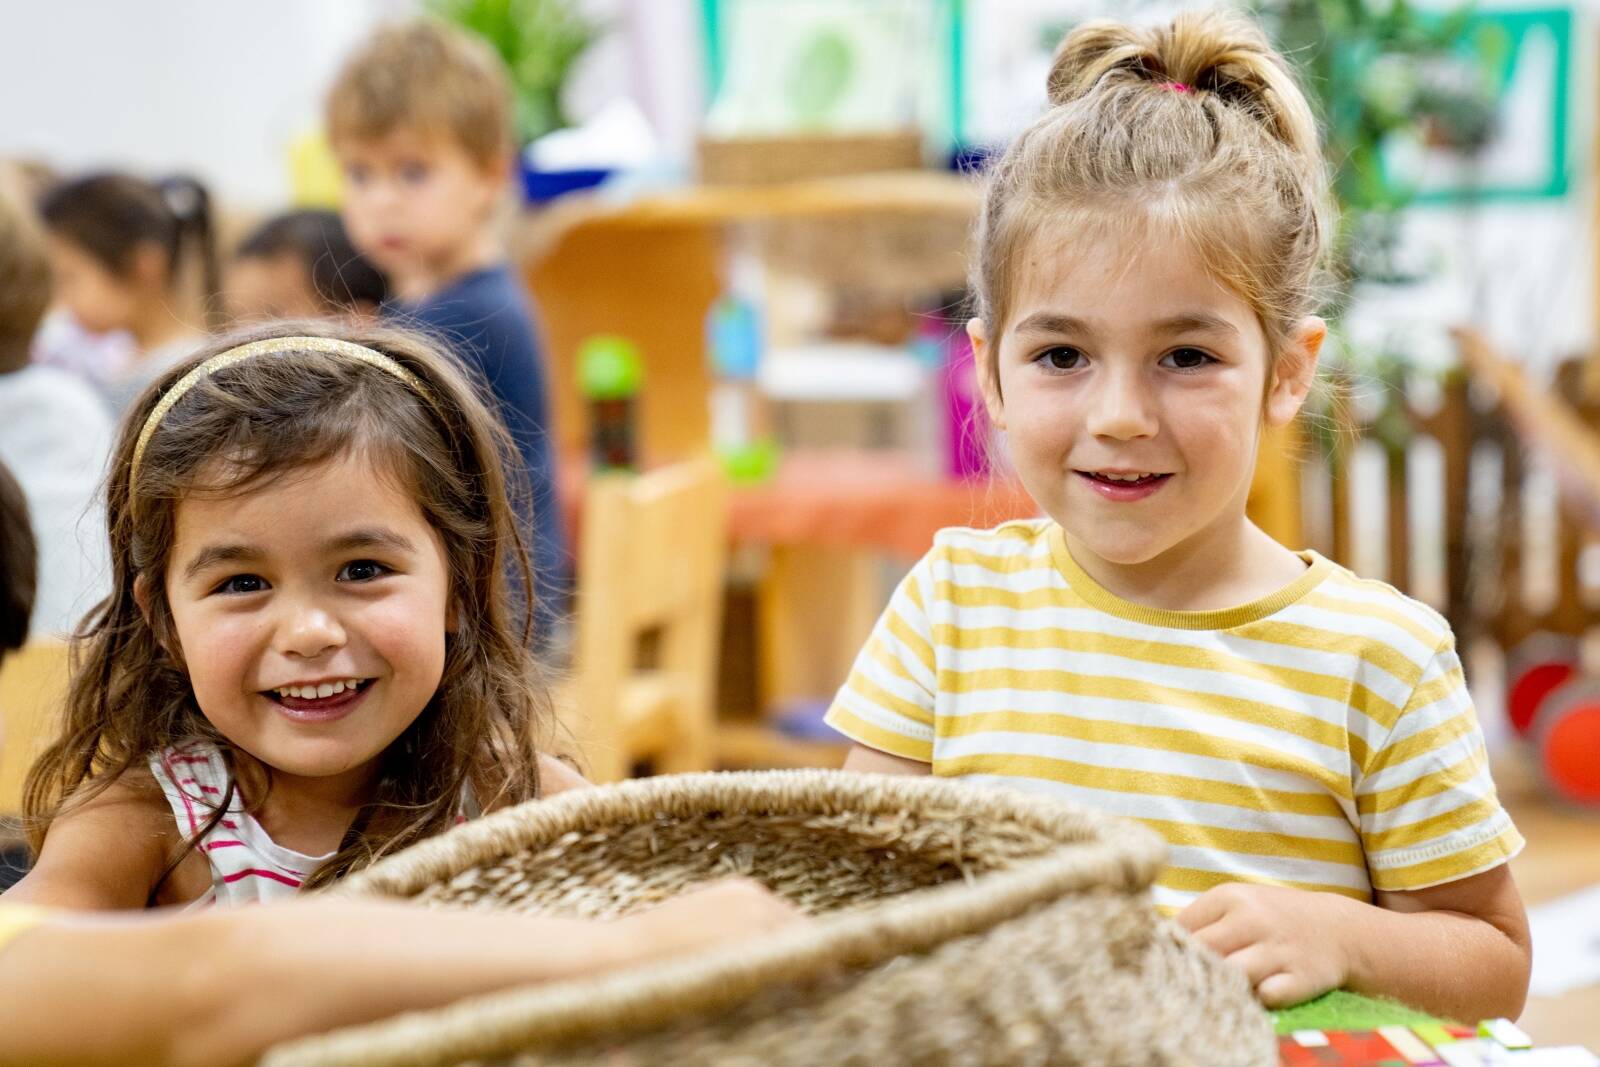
left=1252, top=0, right=1501, bottom=310
left=429, top=0, right=603, bottom=200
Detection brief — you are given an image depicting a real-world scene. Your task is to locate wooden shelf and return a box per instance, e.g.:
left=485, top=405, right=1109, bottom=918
left=517, top=170, right=980, bottom=261
left=519, top=171, right=981, bottom=460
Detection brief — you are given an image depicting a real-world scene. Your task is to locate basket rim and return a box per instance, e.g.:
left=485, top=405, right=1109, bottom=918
left=267, top=770, right=1167, bottom=1067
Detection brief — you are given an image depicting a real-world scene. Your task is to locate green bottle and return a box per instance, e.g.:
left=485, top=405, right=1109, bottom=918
left=577, top=335, right=644, bottom=471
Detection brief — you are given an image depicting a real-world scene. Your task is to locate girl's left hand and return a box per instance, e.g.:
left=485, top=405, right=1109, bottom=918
left=1176, top=883, right=1357, bottom=1007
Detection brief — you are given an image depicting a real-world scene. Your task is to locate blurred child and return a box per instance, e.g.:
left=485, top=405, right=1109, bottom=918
left=829, top=11, right=1530, bottom=1023
left=326, top=20, right=568, bottom=642
left=0, top=456, right=36, bottom=889
left=10, top=322, right=587, bottom=910
left=0, top=458, right=33, bottom=664
left=228, top=208, right=387, bottom=323
left=38, top=171, right=215, bottom=413
left=0, top=186, right=111, bottom=637
left=0, top=160, right=130, bottom=392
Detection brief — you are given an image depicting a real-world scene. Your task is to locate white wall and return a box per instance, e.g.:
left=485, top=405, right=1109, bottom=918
left=0, top=0, right=705, bottom=209
left=569, top=0, right=705, bottom=162
left=0, top=1, right=410, bottom=208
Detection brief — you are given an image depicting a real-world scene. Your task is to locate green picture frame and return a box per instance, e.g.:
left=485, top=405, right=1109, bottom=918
left=699, top=0, right=967, bottom=149
left=1399, top=5, right=1574, bottom=204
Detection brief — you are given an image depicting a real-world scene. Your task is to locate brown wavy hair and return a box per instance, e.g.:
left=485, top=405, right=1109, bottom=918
left=24, top=321, right=552, bottom=891
left=973, top=8, right=1332, bottom=395
left=326, top=19, right=513, bottom=168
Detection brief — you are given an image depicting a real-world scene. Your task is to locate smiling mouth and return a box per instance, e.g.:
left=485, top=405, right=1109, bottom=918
left=264, top=678, right=375, bottom=717
left=1077, top=471, right=1171, bottom=487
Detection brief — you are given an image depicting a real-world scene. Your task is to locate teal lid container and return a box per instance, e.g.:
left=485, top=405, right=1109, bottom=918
left=707, top=295, right=762, bottom=380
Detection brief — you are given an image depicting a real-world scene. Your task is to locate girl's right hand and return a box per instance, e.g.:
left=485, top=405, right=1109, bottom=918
left=619, top=877, right=805, bottom=961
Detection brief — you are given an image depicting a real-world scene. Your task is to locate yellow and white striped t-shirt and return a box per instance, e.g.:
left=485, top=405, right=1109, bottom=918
left=825, top=520, right=1523, bottom=913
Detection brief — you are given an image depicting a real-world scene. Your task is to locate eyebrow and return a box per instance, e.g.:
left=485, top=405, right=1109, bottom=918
left=181, top=544, right=263, bottom=582
left=1011, top=311, right=1241, bottom=338
left=180, top=527, right=418, bottom=582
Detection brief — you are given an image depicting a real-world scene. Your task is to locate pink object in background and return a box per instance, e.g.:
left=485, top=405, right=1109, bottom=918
left=941, top=327, right=990, bottom=480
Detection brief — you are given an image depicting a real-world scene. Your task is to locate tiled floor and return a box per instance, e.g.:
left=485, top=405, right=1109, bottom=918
left=1497, top=749, right=1600, bottom=1048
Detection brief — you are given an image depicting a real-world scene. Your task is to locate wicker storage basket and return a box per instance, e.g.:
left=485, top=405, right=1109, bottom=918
left=265, top=771, right=1274, bottom=1067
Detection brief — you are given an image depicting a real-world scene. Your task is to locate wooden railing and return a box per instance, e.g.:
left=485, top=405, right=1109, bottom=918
left=1294, top=329, right=1600, bottom=654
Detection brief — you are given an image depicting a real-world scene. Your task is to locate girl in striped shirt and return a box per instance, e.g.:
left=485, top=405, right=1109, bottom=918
left=8, top=323, right=593, bottom=909
left=829, top=10, right=1530, bottom=1023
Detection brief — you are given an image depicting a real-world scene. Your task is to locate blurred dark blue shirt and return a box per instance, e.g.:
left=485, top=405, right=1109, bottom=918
left=385, top=265, right=568, bottom=640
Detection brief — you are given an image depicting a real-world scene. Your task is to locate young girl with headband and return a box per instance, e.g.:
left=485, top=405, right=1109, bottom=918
left=5, top=324, right=780, bottom=924
left=829, top=12, right=1531, bottom=1020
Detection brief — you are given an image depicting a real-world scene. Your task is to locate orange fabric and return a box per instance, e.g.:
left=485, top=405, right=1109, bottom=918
left=563, top=451, right=1038, bottom=557
left=724, top=451, right=1037, bottom=556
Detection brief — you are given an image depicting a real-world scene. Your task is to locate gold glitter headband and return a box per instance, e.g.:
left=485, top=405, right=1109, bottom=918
left=129, top=336, right=435, bottom=482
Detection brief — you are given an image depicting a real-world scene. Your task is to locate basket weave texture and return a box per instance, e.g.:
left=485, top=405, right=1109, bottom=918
left=264, top=771, right=1275, bottom=1067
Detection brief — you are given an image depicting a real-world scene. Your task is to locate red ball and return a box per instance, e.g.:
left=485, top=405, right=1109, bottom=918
left=1508, top=661, right=1576, bottom=735
left=1542, top=699, right=1600, bottom=806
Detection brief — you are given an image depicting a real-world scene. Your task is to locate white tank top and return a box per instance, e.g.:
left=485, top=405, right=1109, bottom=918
left=148, top=741, right=331, bottom=908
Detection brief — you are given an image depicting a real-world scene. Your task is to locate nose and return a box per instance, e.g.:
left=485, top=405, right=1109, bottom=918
left=364, top=188, right=395, bottom=220
left=351, top=177, right=397, bottom=218
left=1085, top=363, right=1158, bottom=441
left=275, top=596, right=346, bottom=660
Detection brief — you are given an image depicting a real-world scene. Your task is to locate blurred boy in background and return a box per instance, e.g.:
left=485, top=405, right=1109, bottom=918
left=327, top=20, right=568, bottom=641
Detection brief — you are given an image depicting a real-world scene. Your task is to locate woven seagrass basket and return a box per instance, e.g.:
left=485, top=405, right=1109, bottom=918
left=264, top=771, right=1275, bottom=1067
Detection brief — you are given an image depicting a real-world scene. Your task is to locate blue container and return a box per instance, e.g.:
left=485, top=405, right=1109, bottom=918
left=707, top=295, right=762, bottom=380
left=519, top=163, right=612, bottom=205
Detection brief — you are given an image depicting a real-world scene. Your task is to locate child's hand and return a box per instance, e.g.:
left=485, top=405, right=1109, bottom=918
left=1176, top=883, right=1357, bottom=1007
left=620, top=877, right=806, bottom=961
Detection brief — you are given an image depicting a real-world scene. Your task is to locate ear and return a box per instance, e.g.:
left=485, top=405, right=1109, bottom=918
left=1265, top=316, right=1325, bottom=428
left=133, top=574, right=181, bottom=663
left=485, top=148, right=514, bottom=189
left=967, top=317, right=1006, bottom=430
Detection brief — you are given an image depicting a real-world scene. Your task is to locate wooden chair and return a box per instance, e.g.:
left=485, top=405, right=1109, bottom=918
left=564, top=460, right=729, bottom=783
left=0, top=641, right=70, bottom=816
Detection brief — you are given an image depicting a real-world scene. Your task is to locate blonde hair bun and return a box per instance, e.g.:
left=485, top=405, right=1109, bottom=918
left=1047, top=9, right=1319, bottom=164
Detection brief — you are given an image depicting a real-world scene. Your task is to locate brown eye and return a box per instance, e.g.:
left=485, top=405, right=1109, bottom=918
left=1040, top=346, right=1084, bottom=370
left=337, top=560, right=388, bottom=583
left=215, top=574, right=266, bottom=595
left=1163, top=347, right=1214, bottom=370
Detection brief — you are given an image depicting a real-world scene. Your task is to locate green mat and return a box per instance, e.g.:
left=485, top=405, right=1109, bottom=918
left=1270, top=990, right=1450, bottom=1036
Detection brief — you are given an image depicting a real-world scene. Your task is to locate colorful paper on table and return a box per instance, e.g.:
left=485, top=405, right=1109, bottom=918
left=1378, top=1025, right=1444, bottom=1064
left=1479, top=1018, right=1533, bottom=1049
left=1277, top=1032, right=1408, bottom=1065
left=1268, top=989, right=1599, bottom=1066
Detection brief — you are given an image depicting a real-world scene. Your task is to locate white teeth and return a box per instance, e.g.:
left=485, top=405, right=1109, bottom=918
left=1100, top=472, right=1153, bottom=482
left=274, top=678, right=364, bottom=700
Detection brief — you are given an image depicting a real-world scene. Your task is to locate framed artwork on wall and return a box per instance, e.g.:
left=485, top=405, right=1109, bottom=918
left=699, top=0, right=965, bottom=151
left=1384, top=5, right=1574, bottom=204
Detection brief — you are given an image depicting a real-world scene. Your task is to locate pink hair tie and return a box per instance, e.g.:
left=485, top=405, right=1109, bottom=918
left=1161, top=81, right=1192, bottom=93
